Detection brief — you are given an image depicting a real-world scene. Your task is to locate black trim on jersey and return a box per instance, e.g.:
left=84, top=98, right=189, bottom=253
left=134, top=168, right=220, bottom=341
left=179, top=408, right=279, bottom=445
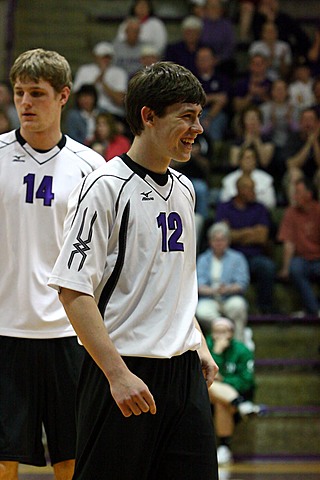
left=170, top=170, right=195, bottom=204
left=70, top=171, right=135, bottom=228
left=16, top=129, right=67, bottom=152
left=68, top=208, right=98, bottom=271
left=98, top=201, right=130, bottom=317
left=121, top=153, right=169, bottom=186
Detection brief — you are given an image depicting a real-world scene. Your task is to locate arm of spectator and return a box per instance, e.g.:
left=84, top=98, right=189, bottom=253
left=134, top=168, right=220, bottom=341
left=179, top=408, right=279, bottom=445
left=278, top=240, right=295, bottom=279
left=308, top=28, right=320, bottom=63
left=250, top=136, right=274, bottom=168
left=286, top=135, right=314, bottom=169
left=230, top=225, right=268, bottom=245
left=101, top=81, right=126, bottom=106
left=205, top=92, right=228, bottom=118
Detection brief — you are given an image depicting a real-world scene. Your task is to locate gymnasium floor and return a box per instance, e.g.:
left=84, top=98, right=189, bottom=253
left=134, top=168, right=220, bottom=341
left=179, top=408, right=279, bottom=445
left=19, top=460, right=320, bottom=479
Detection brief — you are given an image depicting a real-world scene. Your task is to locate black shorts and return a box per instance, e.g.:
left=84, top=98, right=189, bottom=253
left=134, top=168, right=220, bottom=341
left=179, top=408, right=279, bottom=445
left=0, top=336, right=84, bottom=466
left=73, top=350, right=218, bottom=480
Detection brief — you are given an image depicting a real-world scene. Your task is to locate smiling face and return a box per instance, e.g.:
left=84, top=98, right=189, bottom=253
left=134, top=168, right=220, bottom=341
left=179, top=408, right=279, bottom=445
left=13, top=77, right=69, bottom=140
left=149, top=102, right=203, bottom=166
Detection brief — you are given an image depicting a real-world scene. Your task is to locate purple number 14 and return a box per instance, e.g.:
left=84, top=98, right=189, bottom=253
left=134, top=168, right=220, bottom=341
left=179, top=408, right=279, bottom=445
left=23, top=173, right=54, bottom=206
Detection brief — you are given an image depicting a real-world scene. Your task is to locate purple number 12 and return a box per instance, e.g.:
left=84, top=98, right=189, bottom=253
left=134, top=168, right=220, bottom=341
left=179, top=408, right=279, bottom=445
left=157, top=212, right=184, bottom=252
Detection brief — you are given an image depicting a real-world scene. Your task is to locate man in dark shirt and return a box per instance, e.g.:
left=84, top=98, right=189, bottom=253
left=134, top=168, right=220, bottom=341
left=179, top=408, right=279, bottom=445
left=215, top=174, right=276, bottom=313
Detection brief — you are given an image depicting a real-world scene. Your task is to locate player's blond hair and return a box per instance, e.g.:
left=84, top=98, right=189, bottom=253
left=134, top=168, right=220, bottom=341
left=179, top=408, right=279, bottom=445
left=10, top=48, right=72, bottom=92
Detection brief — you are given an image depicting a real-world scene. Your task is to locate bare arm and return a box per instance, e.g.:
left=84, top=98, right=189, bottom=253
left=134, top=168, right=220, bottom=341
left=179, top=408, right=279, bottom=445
left=278, top=241, right=295, bottom=279
left=194, top=318, right=219, bottom=388
left=231, top=225, right=269, bottom=245
left=287, top=136, right=314, bottom=169
left=59, top=288, right=156, bottom=417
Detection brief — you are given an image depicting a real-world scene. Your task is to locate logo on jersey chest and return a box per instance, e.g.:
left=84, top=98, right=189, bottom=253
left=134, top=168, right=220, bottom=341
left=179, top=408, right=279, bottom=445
left=140, top=190, right=154, bottom=201
left=13, top=154, right=26, bottom=162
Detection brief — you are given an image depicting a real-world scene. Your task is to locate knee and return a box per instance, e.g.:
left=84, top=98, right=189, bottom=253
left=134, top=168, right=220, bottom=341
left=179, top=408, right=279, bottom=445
left=53, top=460, right=75, bottom=480
left=0, top=462, right=18, bottom=480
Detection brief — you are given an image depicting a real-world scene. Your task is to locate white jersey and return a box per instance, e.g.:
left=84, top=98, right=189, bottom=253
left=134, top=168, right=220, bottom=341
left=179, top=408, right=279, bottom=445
left=0, top=130, right=105, bottom=339
left=49, top=154, right=201, bottom=358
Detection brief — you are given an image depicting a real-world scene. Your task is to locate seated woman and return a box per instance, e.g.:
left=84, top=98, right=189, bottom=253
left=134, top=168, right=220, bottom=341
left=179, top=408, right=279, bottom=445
left=90, top=112, right=131, bottom=161
left=230, top=104, right=274, bottom=169
left=206, top=317, right=258, bottom=465
left=220, top=145, right=276, bottom=209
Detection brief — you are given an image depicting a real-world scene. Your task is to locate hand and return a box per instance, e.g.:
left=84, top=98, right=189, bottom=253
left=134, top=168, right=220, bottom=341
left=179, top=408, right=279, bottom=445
left=213, top=336, right=230, bottom=355
left=199, top=350, right=219, bottom=388
left=277, top=268, right=289, bottom=281
left=110, top=371, right=157, bottom=418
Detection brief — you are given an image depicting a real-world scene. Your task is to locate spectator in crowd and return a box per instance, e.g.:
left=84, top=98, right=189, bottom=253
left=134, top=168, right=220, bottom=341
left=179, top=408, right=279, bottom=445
left=165, top=15, right=203, bottom=75
left=200, top=0, right=237, bottom=76
left=284, top=107, right=320, bottom=204
left=115, top=0, right=168, bottom=55
left=0, top=80, right=19, bottom=128
left=215, top=174, right=277, bottom=314
left=288, top=60, right=315, bottom=116
left=248, top=21, right=292, bottom=81
left=278, top=177, right=320, bottom=316
left=90, top=112, right=131, bottom=161
left=206, top=317, right=257, bottom=466
left=0, top=108, right=12, bottom=134
left=259, top=78, right=299, bottom=184
left=73, top=42, right=128, bottom=124
left=196, top=222, right=250, bottom=341
left=230, top=105, right=274, bottom=169
left=307, top=24, right=320, bottom=77
left=188, top=0, right=207, bottom=18
left=233, top=53, right=272, bottom=114
left=236, top=0, right=260, bottom=43
left=113, top=17, right=146, bottom=77
left=311, top=76, right=320, bottom=118
left=188, top=0, right=206, bottom=18
left=194, top=45, right=230, bottom=143
left=251, top=0, right=311, bottom=61
left=220, top=145, right=276, bottom=209
left=139, top=44, right=161, bottom=68
left=65, top=84, right=99, bottom=145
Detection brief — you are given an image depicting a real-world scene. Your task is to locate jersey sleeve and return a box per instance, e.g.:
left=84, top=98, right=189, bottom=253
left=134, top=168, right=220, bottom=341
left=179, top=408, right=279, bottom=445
left=48, top=172, right=113, bottom=296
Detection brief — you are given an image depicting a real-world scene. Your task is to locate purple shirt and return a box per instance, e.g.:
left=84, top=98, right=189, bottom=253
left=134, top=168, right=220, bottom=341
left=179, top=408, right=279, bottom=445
left=215, top=199, right=271, bottom=257
left=200, top=18, right=236, bottom=62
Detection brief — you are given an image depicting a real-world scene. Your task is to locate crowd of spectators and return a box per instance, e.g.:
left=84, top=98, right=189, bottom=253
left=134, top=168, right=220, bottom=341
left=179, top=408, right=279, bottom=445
left=1, top=0, right=319, bottom=319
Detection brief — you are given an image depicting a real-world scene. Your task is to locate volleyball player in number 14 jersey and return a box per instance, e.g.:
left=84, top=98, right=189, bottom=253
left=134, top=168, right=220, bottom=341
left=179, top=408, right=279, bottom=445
left=0, top=49, right=105, bottom=480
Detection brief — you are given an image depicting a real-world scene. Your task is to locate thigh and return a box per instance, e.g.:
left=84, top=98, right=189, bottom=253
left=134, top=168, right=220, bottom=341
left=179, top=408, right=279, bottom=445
left=0, top=337, right=46, bottom=466
left=44, top=337, right=84, bottom=466
left=157, top=353, right=218, bottom=480
left=73, top=352, right=218, bottom=480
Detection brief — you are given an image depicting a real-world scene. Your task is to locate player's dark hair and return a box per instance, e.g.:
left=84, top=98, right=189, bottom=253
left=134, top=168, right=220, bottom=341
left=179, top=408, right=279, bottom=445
left=10, top=48, right=72, bottom=92
left=125, top=61, right=206, bottom=136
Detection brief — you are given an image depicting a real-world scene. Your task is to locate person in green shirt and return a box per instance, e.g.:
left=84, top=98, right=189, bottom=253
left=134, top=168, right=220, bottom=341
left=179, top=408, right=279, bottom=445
left=206, top=317, right=258, bottom=465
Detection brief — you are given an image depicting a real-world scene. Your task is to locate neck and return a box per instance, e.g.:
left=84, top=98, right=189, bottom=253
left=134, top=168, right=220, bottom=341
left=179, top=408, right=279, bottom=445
left=127, top=139, right=170, bottom=174
left=20, top=128, right=62, bottom=150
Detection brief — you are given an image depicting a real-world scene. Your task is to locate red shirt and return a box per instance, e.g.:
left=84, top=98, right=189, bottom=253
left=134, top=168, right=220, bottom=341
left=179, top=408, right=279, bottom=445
left=278, top=201, right=320, bottom=260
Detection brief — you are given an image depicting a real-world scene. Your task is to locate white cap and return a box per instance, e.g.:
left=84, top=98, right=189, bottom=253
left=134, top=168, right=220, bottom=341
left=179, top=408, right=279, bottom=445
left=213, top=317, right=235, bottom=331
left=93, top=41, right=114, bottom=57
left=182, top=15, right=203, bottom=30
left=140, top=45, right=160, bottom=57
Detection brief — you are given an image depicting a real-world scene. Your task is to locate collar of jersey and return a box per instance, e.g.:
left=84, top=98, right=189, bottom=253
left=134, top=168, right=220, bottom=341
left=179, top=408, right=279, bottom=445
left=16, top=129, right=67, bottom=153
left=121, top=153, right=169, bottom=186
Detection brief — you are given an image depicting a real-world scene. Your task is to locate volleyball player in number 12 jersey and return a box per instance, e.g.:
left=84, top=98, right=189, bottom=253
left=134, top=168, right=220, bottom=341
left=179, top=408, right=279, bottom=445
left=49, top=62, right=219, bottom=480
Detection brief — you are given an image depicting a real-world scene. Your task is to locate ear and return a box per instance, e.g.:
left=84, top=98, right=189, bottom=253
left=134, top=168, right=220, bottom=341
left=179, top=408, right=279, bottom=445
left=141, top=106, right=155, bottom=127
left=60, top=86, right=70, bottom=107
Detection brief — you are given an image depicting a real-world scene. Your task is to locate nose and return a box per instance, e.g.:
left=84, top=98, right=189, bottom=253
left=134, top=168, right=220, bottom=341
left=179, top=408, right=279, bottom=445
left=21, top=92, right=32, bottom=107
left=192, top=117, right=203, bottom=134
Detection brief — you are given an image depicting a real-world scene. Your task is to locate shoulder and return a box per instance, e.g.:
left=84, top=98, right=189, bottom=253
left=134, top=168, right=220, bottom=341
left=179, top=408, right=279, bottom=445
left=64, top=136, right=105, bottom=169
